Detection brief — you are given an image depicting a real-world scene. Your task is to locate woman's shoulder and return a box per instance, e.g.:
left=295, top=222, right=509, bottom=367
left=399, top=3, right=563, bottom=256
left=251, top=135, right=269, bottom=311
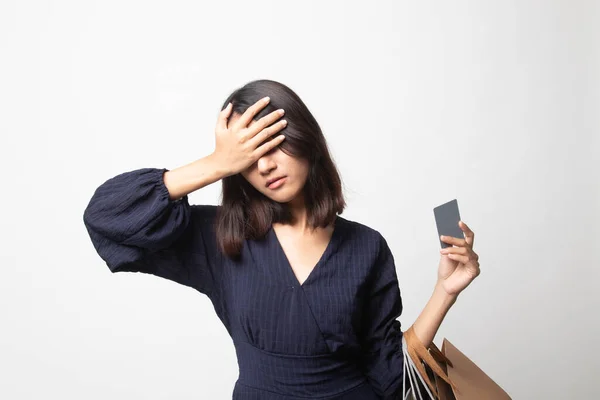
left=186, top=204, right=220, bottom=239
left=190, top=204, right=220, bottom=218
left=337, top=214, right=384, bottom=241
left=335, top=215, right=394, bottom=281
left=338, top=215, right=389, bottom=266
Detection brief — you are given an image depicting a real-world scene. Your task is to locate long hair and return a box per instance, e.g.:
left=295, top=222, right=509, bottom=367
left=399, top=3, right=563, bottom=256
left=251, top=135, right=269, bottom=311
left=215, top=79, right=346, bottom=260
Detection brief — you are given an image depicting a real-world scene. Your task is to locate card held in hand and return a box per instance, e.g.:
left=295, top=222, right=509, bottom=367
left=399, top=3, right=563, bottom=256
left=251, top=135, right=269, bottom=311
left=433, top=199, right=463, bottom=249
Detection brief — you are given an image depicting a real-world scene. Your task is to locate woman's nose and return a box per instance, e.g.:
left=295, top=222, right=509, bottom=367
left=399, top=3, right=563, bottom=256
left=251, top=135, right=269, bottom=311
left=257, top=154, right=276, bottom=174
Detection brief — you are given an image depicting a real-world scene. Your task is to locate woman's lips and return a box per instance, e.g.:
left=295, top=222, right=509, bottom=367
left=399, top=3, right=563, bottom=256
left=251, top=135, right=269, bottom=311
left=267, top=176, right=287, bottom=189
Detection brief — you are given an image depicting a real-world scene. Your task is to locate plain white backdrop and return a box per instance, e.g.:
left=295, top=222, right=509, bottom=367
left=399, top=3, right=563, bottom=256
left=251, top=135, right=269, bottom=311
left=1, top=0, right=598, bottom=398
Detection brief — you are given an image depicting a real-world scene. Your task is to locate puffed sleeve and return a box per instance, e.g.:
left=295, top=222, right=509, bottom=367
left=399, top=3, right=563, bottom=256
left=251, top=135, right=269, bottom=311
left=82, top=167, right=220, bottom=297
left=359, top=233, right=452, bottom=399
left=357, top=233, right=406, bottom=398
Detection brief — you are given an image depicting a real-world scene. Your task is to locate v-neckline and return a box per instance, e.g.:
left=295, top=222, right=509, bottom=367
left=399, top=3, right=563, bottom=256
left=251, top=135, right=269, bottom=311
left=269, top=216, right=342, bottom=288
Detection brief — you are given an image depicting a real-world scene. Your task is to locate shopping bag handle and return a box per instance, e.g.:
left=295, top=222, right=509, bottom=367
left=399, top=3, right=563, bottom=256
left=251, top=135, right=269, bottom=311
left=403, top=325, right=458, bottom=398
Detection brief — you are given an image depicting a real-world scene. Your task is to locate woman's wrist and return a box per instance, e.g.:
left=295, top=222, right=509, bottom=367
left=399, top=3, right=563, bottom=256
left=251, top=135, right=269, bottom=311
left=434, top=280, right=459, bottom=305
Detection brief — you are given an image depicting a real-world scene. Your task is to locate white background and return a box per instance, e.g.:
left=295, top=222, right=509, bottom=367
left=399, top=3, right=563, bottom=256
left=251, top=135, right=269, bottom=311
left=1, top=0, right=598, bottom=398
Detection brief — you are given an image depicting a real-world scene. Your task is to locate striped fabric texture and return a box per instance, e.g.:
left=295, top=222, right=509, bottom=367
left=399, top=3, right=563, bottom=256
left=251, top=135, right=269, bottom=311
left=83, top=167, right=426, bottom=399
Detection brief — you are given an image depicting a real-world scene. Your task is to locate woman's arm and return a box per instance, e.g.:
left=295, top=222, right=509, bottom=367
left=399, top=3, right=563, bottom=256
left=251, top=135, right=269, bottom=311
left=82, top=166, right=223, bottom=295
left=357, top=223, right=480, bottom=398
left=410, top=282, right=457, bottom=347
left=411, top=221, right=480, bottom=347
left=163, top=153, right=232, bottom=201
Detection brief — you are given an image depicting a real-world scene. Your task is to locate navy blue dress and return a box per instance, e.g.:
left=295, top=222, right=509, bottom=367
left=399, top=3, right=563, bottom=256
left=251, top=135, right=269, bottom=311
left=83, top=167, right=412, bottom=399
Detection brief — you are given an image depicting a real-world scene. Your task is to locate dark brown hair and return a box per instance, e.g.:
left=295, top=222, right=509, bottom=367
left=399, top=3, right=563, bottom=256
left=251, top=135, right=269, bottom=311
left=215, top=79, right=346, bottom=260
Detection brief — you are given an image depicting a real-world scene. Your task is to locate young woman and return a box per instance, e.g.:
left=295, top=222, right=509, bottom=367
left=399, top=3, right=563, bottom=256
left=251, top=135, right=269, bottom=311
left=83, top=79, right=480, bottom=399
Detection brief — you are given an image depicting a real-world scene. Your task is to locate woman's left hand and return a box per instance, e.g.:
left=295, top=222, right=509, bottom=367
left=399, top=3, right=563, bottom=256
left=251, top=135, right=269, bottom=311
left=437, top=221, right=480, bottom=296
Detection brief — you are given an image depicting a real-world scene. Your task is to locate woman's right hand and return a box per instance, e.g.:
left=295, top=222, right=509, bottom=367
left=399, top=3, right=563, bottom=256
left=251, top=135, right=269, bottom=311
left=212, top=96, right=287, bottom=176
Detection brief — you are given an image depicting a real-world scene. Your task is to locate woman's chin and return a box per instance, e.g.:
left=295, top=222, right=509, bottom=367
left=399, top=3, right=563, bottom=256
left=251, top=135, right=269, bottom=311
left=268, top=193, right=294, bottom=203
left=266, top=189, right=301, bottom=204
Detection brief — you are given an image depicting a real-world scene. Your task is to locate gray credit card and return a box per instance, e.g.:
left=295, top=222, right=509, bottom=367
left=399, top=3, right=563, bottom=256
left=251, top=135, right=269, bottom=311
left=433, top=199, right=463, bottom=248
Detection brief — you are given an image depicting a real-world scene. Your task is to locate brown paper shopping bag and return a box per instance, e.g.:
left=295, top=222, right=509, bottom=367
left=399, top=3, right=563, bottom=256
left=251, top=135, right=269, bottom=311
left=403, top=326, right=512, bottom=400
